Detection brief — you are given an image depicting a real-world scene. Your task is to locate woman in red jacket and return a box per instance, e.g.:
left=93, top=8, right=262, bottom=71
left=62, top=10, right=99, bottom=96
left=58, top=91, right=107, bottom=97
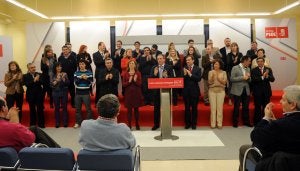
left=122, top=59, right=142, bottom=130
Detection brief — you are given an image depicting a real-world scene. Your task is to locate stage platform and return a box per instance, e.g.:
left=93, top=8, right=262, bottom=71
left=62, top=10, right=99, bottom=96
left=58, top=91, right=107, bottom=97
left=20, top=90, right=283, bottom=127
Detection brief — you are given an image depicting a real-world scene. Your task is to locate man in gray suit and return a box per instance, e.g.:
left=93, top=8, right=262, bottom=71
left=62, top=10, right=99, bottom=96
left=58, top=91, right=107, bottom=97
left=230, top=56, right=252, bottom=128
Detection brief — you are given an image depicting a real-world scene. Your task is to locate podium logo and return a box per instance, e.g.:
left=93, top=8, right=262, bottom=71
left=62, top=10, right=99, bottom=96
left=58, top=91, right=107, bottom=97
left=265, top=27, right=288, bottom=38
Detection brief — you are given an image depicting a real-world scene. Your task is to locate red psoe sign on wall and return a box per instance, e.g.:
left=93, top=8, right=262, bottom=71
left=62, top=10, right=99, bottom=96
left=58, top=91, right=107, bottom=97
left=265, top=27, right=288, bottom=38
left=277, top=27, right=288, bottom=38
left=0, top=44, right=3, bottom=57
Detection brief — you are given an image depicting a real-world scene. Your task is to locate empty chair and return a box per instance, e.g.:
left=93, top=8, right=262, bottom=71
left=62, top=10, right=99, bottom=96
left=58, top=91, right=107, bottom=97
left=18, top=147, right=76, bottom=171
left=0, top=147, right=19, bottom=170
left=77, top=146, right=141, bottom=171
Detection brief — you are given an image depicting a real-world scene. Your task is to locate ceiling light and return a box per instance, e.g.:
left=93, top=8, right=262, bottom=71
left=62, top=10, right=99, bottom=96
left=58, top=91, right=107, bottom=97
left=236, top=13, right=271, bottom=16
left=6, top=0, right=48, bottom=19
left=273, top=0, right=300, bottom=14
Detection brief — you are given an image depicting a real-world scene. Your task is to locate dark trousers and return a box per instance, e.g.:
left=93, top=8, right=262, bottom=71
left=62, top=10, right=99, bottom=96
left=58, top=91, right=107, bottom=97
left=28, top=99, right=45, bottom=127
left=142, top=75, right=153, bottom=104
left=172, top=88, right=178, bottom=105
left=6, top=93, right=23, bottom=121
left=68, top=83, right=75, bottom=106
left=233, top=88, right=250, bottom=126
left=253, top=94, right=270, bottom=125
left=29, top=126, right=61, bottom=148
left=53, top=91, right=68, bottom=126
left=184, top=95, right=199, bottom=127
left=95, top=79, right=101, bottom=106
left=127, top=107, right=140, bottom=126
left=42, top=83, right=53, bottom=107
left=153, top=92, right=161, bottom=127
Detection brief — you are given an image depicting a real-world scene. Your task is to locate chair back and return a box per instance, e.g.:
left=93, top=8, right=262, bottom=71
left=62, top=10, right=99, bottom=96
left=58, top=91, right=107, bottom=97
left=77, top=149, right=133, bottom=171
left=0, top=147, right=19, bottom=169
left=18, top=147, right=76, bottom=170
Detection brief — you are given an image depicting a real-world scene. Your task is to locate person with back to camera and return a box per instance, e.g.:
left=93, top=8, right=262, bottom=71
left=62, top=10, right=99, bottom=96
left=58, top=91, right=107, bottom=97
left=79, top=94, right=136, bottom=151
left=238, top=85, right=300, bottom=171
left=0, top=96, right=61, bottom=151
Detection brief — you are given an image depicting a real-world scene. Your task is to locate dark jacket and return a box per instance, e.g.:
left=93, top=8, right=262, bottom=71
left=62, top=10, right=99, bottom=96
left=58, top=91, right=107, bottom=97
left=97, top=67, right=119, bottom=97
left=251, top=112, right=300, bottom=158
left=251, top=66, right=275, bottom=98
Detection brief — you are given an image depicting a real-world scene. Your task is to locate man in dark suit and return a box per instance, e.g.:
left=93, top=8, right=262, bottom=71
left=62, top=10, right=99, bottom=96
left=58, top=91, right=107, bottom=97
left=151, top=44, right=162, bottom=60
left=246, top=41, right=258, bottom=62
left=202, top=45, right=221, bottom=105
left=112, top=40, right=125, bottom=73
left=219, top=37, right=231, bottom=70
left=93, top=42, right=110, bottom=105
left=132, top=41, right=143, bottom=59
left=239, top=85, right=300, bottom=171
left=230, top=56, right=252, bottom=127
left=97, top=58, right=119, bottom=99
left=183, top=55, right=201, bottom=129
left=251, top=57, right=275, bottom=125
left=58, top=45, right=77, bottom=107
left=23, top=63, right=45, bottom=128
left=150, top=54, right=174, bottom=130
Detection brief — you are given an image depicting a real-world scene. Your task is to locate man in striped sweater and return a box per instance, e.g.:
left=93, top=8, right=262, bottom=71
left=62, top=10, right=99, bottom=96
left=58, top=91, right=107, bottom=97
left=73, top=59, right=93, bottom=128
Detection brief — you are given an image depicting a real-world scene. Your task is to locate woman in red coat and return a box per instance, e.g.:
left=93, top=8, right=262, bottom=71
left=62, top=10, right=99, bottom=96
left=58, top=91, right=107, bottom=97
left=122, top=59, right=142, bottom=130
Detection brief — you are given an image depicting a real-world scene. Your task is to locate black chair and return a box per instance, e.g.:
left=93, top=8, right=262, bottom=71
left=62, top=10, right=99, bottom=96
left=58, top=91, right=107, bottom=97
left=242, top=146, right=262, bottom=171
left=243, top=146, right=300, bottom=171
left=0, top=147, right=19, bottom=170
left=18, top=147, right=76, bottom=170
left=255, top=151, right=300, bottom=171
left=77, top=145, right=141, bottom=171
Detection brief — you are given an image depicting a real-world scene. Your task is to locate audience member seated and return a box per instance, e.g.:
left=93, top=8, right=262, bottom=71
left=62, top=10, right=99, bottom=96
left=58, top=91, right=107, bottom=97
left=79, top=94, right=136, bottom=151
left=239, top=85, right=300, bottom=171
left=0, top=96, right=60, bottom=152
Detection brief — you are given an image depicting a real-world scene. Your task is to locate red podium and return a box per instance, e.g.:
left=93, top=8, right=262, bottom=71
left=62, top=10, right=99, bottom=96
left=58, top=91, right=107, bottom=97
left=148, top=78, right=184, bottom=140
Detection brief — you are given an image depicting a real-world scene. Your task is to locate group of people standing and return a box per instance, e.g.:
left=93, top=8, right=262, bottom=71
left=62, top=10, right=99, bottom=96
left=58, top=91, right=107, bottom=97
left=3, top=38, right=275, bottom=130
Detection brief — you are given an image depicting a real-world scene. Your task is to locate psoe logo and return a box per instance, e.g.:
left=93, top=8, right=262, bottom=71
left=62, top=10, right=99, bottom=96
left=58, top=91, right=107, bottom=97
left=265, top=27, right=277, bottom=38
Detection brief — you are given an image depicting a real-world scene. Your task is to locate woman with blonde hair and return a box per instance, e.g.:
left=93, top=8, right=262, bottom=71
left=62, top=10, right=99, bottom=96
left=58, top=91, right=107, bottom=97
left=4, top=61, right=24, bottom=120
left=166, top=48, right=182, bottom=105
left=122, top=59, right=142, bottom=130
left=165, top=42, right=180, bottom=57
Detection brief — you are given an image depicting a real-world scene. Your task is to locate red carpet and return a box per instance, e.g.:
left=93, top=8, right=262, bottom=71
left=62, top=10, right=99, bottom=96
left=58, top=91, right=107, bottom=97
left=20, top=91, right=283, bottom=127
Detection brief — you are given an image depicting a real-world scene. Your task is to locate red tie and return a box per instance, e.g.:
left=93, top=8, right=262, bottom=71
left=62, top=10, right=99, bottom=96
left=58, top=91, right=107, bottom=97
left=189, top=66, right=192, bottom=72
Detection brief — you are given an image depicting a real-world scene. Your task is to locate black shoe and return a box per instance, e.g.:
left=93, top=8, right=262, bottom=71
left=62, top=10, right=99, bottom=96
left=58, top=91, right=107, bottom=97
left=185, top=125, right=191, bottom=129
left=233, top=124, right=238, bottom=128
left=151, top=126, right=159, bottom=130
left=244, top=123, right=253, bottom=127
left=192, top=125, right=196, bottom=130
left=55, top=125, right=60, bottom=128
left=136, top=125, right=140, bottom=130
left=63, top=124, right=68, bottom=128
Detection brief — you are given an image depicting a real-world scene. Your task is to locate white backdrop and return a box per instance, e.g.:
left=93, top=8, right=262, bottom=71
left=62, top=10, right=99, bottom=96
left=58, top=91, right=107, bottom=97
left=26, top=22, right=65, bottom=71
left=69, top=21, right=111, bottom=55
left=0, top=36, right=13, bottom=96
left=255, top=18, right=298, bottom=90
left=209, top=18, right=251, bottom=55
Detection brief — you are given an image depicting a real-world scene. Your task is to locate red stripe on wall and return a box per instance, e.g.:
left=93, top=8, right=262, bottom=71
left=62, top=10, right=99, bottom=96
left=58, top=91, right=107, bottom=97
left=0, top=44, right=3, bottom=57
